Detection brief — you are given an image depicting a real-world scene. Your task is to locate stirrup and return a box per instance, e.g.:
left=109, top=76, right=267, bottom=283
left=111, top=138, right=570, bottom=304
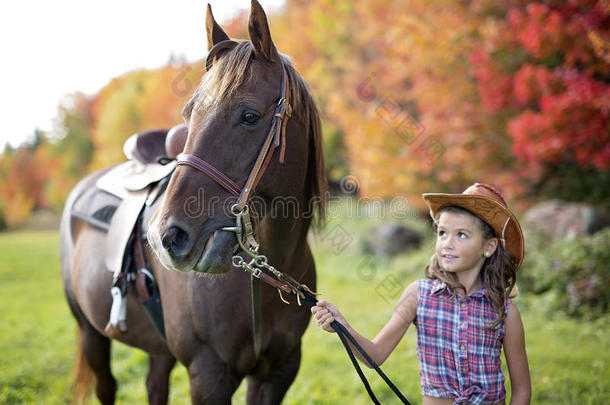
left=104, top=286, right=127, bottom=337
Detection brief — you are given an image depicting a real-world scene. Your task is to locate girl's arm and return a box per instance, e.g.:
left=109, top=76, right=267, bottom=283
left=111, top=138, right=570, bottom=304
left=503, top=302, right=532, bottom=405
left=311, top=280, right=418, bottom=367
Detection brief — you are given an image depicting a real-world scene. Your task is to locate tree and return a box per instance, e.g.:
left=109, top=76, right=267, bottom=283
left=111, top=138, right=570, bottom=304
left=273, top=0, right=520, bottom=208
left=89, top=63, right=202, bottom=170
left=45, top=92, right=95, bottom=210
left=0, top=131, right=53, bottom=228
left=471, top=0, right=609, bottom=204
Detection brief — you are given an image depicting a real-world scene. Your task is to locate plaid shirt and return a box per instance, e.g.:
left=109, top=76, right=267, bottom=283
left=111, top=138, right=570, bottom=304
left=414, top=279, right=508, bottom=405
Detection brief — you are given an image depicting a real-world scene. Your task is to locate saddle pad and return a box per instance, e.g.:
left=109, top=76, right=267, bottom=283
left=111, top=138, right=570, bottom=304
left=96, top=160, right=176, bottom=199
left=71, top=186, right=122, bottom=231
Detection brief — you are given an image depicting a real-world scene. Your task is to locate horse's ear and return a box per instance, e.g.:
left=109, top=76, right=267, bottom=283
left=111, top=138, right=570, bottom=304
left=248, top=0, right=278, bottom=62
left=206, top=3, right=230, bottom=51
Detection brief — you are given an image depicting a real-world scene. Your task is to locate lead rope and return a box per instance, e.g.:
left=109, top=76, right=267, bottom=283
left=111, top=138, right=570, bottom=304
left=225, top=204, right=411, bottom=404
left=296, top=286, right=412, bottom=405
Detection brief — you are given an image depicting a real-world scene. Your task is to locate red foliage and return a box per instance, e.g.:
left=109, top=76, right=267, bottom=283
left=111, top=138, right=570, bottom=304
left=472, top=0, right=610, bottom=184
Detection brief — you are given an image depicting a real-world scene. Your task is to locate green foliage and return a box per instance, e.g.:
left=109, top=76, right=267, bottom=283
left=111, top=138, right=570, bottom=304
left=321, top=124, right=349, bottom=184
left=535, top=163, right=610, bottom=207
left=554, top=229, right=610, bottom=315
left=521, top=228, right=610, bottom=316
left=44, top=93, right=96, bottom=211
left=53, top=94, right=95, bottom=177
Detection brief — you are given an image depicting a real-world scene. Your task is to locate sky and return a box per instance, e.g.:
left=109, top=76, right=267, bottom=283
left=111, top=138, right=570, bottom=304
left=0, top=0, right=284, bottom=149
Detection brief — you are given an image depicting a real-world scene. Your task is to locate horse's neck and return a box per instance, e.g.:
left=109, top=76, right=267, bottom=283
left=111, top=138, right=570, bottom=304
left=258, top=205, right=311, bottom=272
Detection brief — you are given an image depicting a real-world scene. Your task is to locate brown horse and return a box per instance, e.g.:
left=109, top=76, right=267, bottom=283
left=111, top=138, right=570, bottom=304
left=60, top=1, right=327, bottom=404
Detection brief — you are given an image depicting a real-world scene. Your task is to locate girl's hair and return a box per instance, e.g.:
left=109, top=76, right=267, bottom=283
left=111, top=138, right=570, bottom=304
left=425, top=206, right=517, bottom=329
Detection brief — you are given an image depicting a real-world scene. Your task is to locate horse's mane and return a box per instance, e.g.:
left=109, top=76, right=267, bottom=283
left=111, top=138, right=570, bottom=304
left=183, top=41, right=327, bottom=227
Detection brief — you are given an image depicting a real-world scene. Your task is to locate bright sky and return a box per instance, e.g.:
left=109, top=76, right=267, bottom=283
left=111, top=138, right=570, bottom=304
left=0, top=0, right=284, bottom=149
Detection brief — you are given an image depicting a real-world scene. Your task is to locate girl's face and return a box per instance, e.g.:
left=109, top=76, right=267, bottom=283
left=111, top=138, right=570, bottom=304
left=435, top=211, right=497, bottom=277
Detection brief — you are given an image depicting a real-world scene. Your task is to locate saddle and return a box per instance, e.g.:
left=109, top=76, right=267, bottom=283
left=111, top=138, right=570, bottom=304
left=70, top=123, right=187, bottom=339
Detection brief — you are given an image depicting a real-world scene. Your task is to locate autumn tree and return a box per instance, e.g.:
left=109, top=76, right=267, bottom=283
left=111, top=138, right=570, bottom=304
left=471, top=0, right=609, bottom=204
left=89, top=61, right=203, bottom=170
left=273, top=0, right=526, bottom=209
left=40, top=92, right=96, bottom=210
left=0, top=131, right=55, bottom=228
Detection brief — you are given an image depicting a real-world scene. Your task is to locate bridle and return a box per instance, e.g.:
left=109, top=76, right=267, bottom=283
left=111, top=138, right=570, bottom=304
left=177, top=40, right=291, bottom=210
left=175, top=40, right=312, bottom=351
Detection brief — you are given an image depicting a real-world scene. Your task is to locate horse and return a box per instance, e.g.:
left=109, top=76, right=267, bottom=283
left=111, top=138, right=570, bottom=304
left=60, top=1, right=327, bottom=403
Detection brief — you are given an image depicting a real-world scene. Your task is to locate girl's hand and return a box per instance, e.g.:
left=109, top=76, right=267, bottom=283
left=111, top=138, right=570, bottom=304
left=311, top=300, right=348, bottom=333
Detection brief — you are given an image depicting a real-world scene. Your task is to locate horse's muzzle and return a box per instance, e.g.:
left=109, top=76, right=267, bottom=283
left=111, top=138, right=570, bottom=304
left=148, top=216, right=236, bottom=274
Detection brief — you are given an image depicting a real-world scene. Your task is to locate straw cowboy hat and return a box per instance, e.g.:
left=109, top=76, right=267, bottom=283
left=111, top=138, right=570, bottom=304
left=422, top=183, right=524, bottom=271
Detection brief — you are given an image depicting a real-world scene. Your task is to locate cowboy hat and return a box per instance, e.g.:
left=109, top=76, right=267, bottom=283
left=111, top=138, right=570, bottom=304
left=422, top=183, right=524, bottom=271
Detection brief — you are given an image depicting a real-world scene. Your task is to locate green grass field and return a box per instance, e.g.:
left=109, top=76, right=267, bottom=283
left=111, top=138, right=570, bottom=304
left=1, top=209, right=608, bottom=404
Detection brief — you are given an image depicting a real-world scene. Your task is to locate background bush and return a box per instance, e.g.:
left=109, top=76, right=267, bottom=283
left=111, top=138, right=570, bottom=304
left=520, top=228, right=610, bottom=317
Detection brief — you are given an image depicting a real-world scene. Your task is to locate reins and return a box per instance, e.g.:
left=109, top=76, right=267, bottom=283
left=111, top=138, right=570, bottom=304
left=178, top=39, right=411, bottom=404
left=297, top=287, right=412, bottom=405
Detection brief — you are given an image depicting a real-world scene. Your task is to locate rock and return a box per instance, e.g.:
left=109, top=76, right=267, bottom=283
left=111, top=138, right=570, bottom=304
left=522, top=200, right=609, bottom=241
left=362, top=223, right=422, bottom=257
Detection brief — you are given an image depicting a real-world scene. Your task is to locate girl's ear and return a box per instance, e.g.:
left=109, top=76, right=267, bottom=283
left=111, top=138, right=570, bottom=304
left=483, top=238, right=498, bottom=258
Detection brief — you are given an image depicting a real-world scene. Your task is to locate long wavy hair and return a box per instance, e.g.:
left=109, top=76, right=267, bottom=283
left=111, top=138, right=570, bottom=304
left=425, top=206, right=517, bottom=329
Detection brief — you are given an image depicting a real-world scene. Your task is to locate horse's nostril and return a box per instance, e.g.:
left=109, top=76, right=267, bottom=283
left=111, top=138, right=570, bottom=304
left=162, top=225, right=190, bottom=259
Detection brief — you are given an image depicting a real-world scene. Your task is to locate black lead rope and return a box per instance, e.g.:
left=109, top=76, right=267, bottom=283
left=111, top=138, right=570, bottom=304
left=297, top=286, right=411, bottom=405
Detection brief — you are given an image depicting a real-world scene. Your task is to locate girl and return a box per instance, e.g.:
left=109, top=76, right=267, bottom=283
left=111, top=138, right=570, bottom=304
left=312, top=183, right=531, bottom=405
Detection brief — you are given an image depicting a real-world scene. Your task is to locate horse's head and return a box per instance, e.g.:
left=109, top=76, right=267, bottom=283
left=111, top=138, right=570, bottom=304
left=148, top=0, right=326, bottom=274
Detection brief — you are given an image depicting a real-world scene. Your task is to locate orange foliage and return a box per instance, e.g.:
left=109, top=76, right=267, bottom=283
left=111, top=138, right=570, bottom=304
left=0, top=136, right=57, bottom=228
left=272, top=0, right=524, bottom=209
left=2, top=190, right=35, bottom=229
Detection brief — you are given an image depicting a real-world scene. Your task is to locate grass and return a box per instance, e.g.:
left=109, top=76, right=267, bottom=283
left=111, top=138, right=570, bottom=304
left=0, top=204, right=608, bottom=404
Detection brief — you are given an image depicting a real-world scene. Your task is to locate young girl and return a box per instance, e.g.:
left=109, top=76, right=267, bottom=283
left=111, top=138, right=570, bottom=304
left=312, top=183, right=531, bottom=405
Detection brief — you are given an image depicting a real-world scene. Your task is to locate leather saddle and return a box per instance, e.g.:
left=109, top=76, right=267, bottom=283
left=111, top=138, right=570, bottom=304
left=123, top=123, right=188, bottom=165
left=95, top=123, right=187, bottom=275
left=70, top=123, right=187, bottom=339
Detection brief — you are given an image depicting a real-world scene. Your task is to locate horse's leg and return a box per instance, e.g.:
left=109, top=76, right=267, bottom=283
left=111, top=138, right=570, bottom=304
left=146, top=354, right=176, bottom=405
left=246, top=344, right=302, bottom=405
left=187, top=346, right=241, bottom=404
left=80, top=320, right=117, bottom=404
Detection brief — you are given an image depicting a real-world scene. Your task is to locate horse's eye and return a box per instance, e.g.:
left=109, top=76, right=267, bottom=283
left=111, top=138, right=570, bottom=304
left=241, top=111, right=261, bottom=126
